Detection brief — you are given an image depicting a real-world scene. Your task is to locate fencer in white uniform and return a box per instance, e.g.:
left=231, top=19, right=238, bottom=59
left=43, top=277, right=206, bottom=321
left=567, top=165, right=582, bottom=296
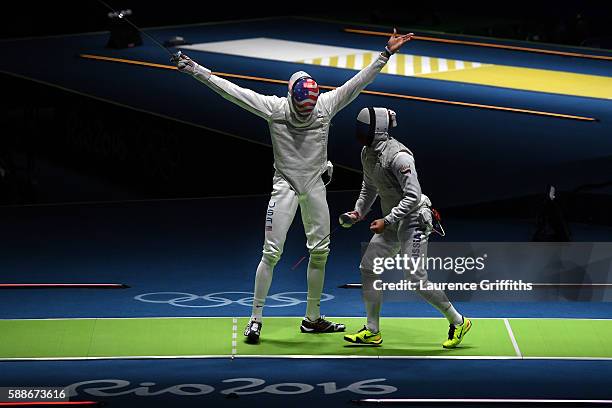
left=341, top=107, right=472, bottom=348
left=172, top=30, right=415, bottom=343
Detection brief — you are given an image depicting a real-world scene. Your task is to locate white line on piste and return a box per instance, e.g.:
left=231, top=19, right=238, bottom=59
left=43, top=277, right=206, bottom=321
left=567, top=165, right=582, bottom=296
left=504, top=318, right=523, bottom=358
left=0, top=355, right=233, bottom=362
left=341, top=282, right=612, bottom=287
left=234, top=355, right=522, bottom=360
left=2, top=316, right=612, bottom=321
left=3, top=355, right=612, bottom=362
left=356, top=399, right=612, bottom=404
left=0, top=355, right=518, bottom=362
left=231, top=318, right=238, bottom=358
left=1, top=317, right=610, bottom=360
left=532, top=283, right=612, bottom=286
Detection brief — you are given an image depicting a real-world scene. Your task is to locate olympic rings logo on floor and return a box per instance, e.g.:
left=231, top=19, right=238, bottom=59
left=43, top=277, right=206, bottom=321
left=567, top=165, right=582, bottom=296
left=133, top=291, right=334, bottom=308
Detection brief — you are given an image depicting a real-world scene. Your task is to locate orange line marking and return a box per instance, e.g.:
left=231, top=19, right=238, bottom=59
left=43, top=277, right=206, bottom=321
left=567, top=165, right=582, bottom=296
left=343, top=28, right=612, bottom=61
left=78, top=54, right=597, bottom=121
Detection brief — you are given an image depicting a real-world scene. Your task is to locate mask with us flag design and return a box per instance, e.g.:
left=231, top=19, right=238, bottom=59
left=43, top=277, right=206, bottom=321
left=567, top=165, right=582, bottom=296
left=288, top=71, right=319, bottom=117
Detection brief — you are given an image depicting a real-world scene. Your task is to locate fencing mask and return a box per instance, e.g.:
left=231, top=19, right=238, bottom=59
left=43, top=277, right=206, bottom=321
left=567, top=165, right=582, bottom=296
left=288, top=71, right=320, bottom=117
left=356, top=107, right=397, bottom=146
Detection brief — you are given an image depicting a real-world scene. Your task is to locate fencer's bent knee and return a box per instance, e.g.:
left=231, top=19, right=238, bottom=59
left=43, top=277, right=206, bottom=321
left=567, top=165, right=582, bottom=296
left=309, top=249, right=329, bottom=265
left=359, top=267, right=382, bottom=302
left=359, top=266, right=377, bottom=279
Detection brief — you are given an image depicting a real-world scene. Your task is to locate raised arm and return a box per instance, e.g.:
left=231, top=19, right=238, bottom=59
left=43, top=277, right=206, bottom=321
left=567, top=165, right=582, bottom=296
left=172, top=53, right=280, bottom=120
left=320, top=53, right=388, bottom=117
left=320, top=29, right=414, bottom=117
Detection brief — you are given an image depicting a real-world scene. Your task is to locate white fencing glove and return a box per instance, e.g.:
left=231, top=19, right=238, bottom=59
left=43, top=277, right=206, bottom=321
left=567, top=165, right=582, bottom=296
left=416, top=206, right=434, bottom=237
left=171, top=51, right=211, bottom=80
left=339, top=211, right=361, bottom=228
left=171, top=52, right=193, bottom=73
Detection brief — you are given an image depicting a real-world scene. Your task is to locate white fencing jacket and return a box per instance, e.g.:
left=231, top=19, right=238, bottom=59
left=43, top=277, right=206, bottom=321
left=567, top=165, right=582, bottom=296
left=189, top=53, right=389, bottom=194
left=355, top=136, right=430, bottom=226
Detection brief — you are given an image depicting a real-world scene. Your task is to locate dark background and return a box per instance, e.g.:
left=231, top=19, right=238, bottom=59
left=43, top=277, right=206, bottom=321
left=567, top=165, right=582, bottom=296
left=2, top=2, right=612, bottom=45
left=1, top=2, right=611, bottom=228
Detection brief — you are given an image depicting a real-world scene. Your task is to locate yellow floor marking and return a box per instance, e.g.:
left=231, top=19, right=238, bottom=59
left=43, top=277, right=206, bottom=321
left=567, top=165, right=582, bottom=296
left=420, top=65, right=612, bottom=99
left=396, top=54, right=406, bottom=75
left=346, top=54, right=355, bottom=69
left=344, top=28, right=612, bottom=62
left=78, top=53, right=597, bottom=121
left=413, top=55, right=422, bottom=75
left=179, top=38, right=611, bottom=99
left=430, top=57, right=439, bottom=73
left=298, top=48, right=612, bottom=100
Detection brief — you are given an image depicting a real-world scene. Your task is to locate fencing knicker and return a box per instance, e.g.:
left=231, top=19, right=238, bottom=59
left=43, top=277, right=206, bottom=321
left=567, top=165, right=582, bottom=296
left=251, top=173, right=330, bottom=321
left=359, top=208, right=461, bottom=332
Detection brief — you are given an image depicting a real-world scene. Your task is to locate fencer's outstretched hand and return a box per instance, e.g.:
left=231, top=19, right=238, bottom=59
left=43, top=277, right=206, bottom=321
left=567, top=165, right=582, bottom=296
left=171, top=51, right=198, bottom=75
left=370, top=219, right=386, bottom=234
left=339, top=211, right=361, bottom=228
left=386, top=28, right=415, bottom=54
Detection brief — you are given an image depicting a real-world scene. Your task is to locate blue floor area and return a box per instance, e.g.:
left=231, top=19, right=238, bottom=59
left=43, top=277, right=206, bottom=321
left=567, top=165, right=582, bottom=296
left=1, top=195, right=611, bottom=319
left=2, top=20, right=611, bottom=406
left=1, top=17, right=611, bottom=207
left=1, top=358, right=611, bottom=407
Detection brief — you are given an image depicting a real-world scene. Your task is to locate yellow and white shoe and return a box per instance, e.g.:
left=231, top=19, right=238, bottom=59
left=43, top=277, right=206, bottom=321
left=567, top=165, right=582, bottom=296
left=442, top=317, right=472, bottom=348
left=343, top=326, right=382, bottom=345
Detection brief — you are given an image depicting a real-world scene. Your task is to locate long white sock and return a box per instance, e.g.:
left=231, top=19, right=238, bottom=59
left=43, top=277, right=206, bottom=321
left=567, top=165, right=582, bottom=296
left=418, top=285, right=463, bottom=325
left=443, top=303, right=463, bottom=326
left=365, top=300, right=381, bottom=333
left=305, top=254, right=327, bottom=321
left=250, top=260, right=274, bottom=322
left=361, top=266, right=382, bottom=332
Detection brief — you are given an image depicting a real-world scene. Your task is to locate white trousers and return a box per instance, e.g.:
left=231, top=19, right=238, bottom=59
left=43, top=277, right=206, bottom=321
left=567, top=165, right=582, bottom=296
left=262, top=174, right=331, bottom=264
left=251, top=173, right=330, bottom=321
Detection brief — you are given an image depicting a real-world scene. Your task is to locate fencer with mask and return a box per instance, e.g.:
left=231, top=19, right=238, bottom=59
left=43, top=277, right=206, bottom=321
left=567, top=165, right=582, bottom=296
left=340, top=107, right=472, bottom=348
left=172, top=31, right=415, bottom=343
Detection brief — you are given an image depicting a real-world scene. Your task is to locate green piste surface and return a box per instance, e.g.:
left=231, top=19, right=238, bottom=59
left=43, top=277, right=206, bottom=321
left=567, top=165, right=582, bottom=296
left=509, top=319, right=612, bottom=358
left=237, top=317, right=515, bottom=357
left=0, top=317, right=611, bottom=359
left=0, top=318, right=232, bottom=358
